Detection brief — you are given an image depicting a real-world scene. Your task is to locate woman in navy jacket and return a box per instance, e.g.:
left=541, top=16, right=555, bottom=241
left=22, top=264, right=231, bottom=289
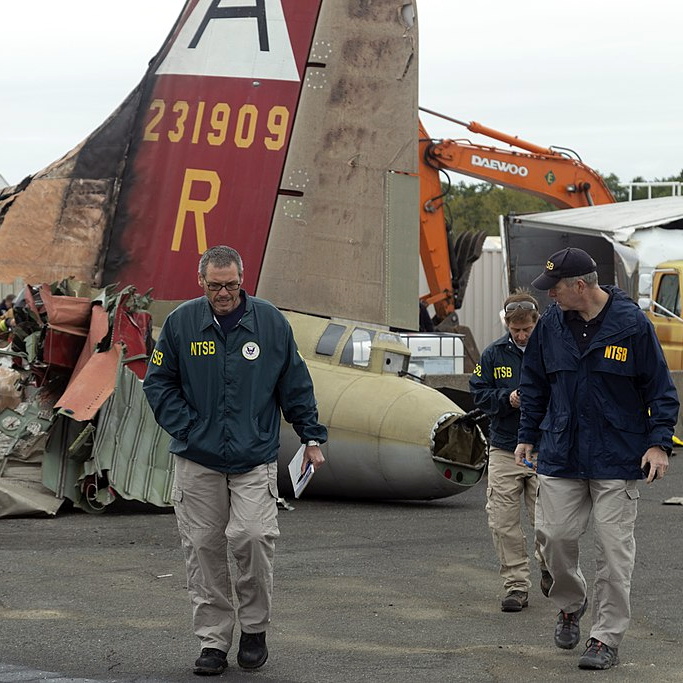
left=470, top=292, right=550, bottom=613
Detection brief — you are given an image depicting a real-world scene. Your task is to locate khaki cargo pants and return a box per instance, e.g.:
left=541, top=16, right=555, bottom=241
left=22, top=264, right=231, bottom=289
left=486, top=447, right=547, bottom=593
left=536, top=475, right=638, bottom=648
left=172, top=455, right=280, bottom=653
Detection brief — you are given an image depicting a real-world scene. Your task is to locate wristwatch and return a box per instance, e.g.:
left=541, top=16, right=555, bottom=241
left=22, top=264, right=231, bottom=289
left=306, top=440, right=320, bottom=447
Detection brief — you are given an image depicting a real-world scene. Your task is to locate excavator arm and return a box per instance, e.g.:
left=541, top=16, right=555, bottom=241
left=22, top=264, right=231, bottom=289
left=417, top=111, right=615, bottom=346
left=419, top=119, right=456, bottom=321
left=421, top=111, right=616, bottom=210
left=425, top=139, right=616, bottom=209
left=418, top=119, right=486, bottom=356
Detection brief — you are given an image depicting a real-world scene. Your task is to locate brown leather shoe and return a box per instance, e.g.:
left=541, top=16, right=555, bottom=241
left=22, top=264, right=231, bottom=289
left=501, top=590, right=529, bottom=612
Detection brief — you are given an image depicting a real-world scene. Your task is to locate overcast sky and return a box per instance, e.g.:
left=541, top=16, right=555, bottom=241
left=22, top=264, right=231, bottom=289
left=1, top=0, right=681, bottom=187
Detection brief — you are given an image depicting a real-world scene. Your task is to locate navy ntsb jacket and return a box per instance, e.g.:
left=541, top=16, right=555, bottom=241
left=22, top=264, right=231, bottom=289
left=469, top=333, right=529, bottom=453
left=143, top=292, right=327, bottom=473
left=518, top=286, right=679, bottom=479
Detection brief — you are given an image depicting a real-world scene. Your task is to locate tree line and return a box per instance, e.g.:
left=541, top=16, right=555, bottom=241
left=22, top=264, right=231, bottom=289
left=441, top=170, right=683, bottom=236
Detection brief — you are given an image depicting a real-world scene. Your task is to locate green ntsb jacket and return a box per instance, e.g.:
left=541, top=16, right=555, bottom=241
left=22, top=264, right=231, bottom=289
left=143, top=292, right=327, bottom=473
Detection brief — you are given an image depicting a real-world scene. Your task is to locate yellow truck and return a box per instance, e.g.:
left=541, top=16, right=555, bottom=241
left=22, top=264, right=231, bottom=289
left=640, top=260, right=683, bottom=371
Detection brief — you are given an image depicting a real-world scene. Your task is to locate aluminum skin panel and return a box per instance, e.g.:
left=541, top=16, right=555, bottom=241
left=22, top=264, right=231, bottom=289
left=258, top=0, right=419, bottom=328
left=385, top=171, right=419, bottom=329
left=276, top=363, right=484, bottom=499
left=92, top=364, right=173, bottom=507
left=0, top=461, right=62, bottom=518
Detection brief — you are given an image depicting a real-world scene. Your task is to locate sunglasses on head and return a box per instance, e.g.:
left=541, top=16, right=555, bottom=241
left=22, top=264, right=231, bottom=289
left=505, top=301, right=537, bottom=312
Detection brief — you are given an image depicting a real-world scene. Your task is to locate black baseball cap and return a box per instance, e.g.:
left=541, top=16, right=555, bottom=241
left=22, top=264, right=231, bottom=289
left=531, top=247, right=597, bottom=290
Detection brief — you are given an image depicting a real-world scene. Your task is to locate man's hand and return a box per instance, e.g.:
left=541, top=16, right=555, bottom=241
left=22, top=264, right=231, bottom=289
left=509, top=389, right=521, bottom=409
left=641, top=446, right=669, bottom=483
left=514, top=443, right=534, bottom=468
left=303, top=444, right=325, bottom=473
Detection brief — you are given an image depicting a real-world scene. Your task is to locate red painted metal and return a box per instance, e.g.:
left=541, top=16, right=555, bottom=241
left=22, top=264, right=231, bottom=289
left=42, top=329, right=87, bottom=370
left=55, top=343, right=124, bottom=421
left=112, top=305, right=152, bottom=380
left=108, top=1, right=323, bottom=300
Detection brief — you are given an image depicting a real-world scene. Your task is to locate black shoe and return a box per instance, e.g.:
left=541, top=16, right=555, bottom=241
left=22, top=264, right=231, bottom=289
left=193, top=648, right=227, bottom=676
left=578, top=638, right=619, bottom=669
left=501, top=590, right=529, bottom=612
left=540, top=570, right=553, bottom=597
left=554, top=598, right=588, bottom=650
left=237, top=631, right=268, bottom=670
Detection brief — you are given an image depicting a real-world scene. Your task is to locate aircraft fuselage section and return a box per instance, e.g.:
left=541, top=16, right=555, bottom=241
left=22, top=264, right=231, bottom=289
left=276, top=311, right=487, bottom=500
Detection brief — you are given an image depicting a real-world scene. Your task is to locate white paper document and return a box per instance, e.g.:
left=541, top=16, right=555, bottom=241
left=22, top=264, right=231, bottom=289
left=288, top=445, right=315, bottom=498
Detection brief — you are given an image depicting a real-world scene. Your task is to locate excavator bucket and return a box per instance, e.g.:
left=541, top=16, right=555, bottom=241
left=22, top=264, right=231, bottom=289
left=450, top=229, right=487, bottom=309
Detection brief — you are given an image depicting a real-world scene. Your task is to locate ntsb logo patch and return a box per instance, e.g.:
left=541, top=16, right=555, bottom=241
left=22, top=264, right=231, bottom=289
left=242, top=341, right=260, bottom=360
left=604, top=345, right=628, bottom=362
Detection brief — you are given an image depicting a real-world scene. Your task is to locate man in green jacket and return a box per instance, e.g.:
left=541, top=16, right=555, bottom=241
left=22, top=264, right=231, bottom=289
left=143, top=245, right=327, bottom=676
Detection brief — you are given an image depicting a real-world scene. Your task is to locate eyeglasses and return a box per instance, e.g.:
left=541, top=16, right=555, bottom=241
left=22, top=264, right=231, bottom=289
left=505, top=301, right=537, bottom=312
left=204, top=280, right=241, bottom=292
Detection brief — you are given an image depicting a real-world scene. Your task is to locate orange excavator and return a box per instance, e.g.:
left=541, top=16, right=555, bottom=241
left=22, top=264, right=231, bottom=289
left=418, top=108, right=616, bottom=341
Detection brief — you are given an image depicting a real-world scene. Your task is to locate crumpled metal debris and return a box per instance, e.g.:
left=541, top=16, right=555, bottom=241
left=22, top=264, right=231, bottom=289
left=0, top=279, right=153, bottom=517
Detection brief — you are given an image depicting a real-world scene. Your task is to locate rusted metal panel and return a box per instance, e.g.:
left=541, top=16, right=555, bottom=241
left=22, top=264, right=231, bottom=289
left=42, top=329, right=87, bottom=370
left=39, top=286, right=92, bottom=335
left=0, top=176, right=115, bottom=285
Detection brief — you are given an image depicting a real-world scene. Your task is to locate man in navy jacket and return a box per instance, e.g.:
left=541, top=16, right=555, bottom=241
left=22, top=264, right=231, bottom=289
left=515, top=247, right=678, bottom=670
left=144, top=246, right=327, bottom=675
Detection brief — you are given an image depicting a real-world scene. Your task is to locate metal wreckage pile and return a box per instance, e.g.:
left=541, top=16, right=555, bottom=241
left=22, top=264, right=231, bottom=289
left=0, top=279, right=174, bottom=517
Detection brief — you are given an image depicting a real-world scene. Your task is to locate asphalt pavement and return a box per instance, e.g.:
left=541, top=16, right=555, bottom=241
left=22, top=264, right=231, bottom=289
left=1, top=455, right=681, bottom=683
